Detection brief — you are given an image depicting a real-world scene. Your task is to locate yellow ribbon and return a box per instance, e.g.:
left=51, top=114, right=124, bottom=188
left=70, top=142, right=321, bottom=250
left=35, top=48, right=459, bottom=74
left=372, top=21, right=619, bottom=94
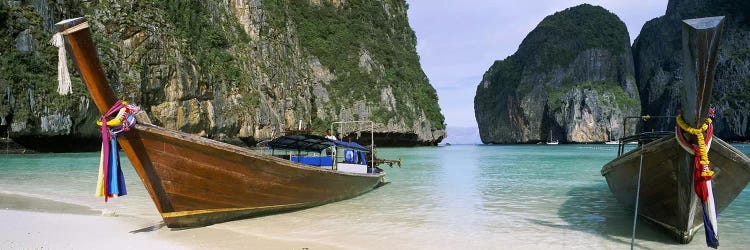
left=96, top=101, right=129, bottom=127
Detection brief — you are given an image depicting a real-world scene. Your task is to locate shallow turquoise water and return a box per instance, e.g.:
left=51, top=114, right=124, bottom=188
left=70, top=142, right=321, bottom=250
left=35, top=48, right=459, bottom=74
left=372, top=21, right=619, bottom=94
left=2, top=144, right=750, bottom=249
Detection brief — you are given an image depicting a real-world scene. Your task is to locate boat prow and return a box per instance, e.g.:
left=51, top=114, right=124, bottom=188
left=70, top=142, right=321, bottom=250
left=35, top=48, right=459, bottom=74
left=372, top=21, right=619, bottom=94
left=602, top=135, right=750, bottom=242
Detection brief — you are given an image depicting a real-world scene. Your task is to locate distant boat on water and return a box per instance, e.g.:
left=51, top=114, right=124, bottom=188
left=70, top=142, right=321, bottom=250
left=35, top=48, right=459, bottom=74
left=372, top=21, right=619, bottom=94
left=601, top=16, right=750, bottom=245
left=546, top=130, right=559, bottom=145
left=57, top=17, right=391, bottom=228
left=605, top=129, right=619, bottom=145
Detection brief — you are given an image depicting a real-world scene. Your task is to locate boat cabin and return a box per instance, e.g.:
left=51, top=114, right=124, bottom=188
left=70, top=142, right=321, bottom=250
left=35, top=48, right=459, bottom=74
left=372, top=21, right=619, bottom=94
left=266, top=133, right=380, bottom=174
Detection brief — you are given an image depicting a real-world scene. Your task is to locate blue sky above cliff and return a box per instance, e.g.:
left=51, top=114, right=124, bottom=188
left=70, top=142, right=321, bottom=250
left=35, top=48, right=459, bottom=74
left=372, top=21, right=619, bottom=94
left=406, top=0, right=668, bottom=144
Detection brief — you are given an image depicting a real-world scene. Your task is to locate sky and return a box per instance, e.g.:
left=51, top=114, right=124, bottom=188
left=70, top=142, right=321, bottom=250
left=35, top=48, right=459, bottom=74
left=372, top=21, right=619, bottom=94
left=405, top=0, right=669, bottom=143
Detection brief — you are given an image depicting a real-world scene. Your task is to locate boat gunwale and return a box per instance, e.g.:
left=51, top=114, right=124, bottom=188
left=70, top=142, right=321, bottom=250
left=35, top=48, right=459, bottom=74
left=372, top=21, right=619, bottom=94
left=600, top=135, right=750, bottom=176
left=135, top=123, right=386, bottom=179
left=600, top=135, right=674, bottom=176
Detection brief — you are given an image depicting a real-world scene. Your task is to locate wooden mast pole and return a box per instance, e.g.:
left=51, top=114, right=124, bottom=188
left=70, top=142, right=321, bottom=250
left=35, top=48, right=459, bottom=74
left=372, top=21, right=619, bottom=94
left=55, top=17, right=173, bottom=213
left=676, top=16, right=725, bottom=243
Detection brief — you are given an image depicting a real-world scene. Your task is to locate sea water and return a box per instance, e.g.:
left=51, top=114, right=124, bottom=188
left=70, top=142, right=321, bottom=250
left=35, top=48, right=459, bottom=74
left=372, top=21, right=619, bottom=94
left=2, top=144, right=750, bottom=249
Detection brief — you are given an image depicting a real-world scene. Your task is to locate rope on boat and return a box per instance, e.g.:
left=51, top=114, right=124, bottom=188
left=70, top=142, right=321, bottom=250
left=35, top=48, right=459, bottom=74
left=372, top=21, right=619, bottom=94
left=51, top=21, right=89, bottom=95
left=630, top=139, right=645, bottom=250
left=50, top=33, right=71, bottom=95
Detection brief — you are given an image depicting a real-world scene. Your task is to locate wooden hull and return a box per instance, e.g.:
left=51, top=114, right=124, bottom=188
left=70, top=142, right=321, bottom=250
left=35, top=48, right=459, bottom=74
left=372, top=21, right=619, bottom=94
left=601, top=136, right=750, bottom=243
left=124, top=123, right=384, bottom=228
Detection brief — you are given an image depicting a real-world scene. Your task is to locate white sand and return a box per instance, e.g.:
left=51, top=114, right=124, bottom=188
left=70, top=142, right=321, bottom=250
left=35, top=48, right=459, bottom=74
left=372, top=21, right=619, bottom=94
left=0, top=193, right=342, bottom=249
left=0, top=210, right=180, bottom=249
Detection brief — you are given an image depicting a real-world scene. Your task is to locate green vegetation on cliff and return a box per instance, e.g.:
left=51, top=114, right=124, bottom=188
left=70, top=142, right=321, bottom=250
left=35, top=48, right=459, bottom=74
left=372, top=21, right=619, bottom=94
left=546, top=79, right=639, bottom=113
left=162, top=0, right=246, bottom=85
left=0, top=2, right=86, bottom=129
left=263, top=0, right=444, bottom=129
left=518, top=4, right=629, bottom=69
left=473, top=57, right=522, bottom=107
left=477, top=4, right=632, bottom=104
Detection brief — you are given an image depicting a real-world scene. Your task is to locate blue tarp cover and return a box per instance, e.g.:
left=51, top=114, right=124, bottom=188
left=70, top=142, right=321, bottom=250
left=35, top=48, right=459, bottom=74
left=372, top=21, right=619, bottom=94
left=291, top=156, right=334, bottom=166
left=332, top=140, right=369, bottom=151
left=268, top=134, right=370, bottom=152
left=344, top=149, right=358, bottom=163
left=359, top=151, right=367, bottom=165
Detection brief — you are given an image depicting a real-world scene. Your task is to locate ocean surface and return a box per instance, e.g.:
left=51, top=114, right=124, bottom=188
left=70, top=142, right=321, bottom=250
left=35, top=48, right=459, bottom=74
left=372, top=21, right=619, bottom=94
left=2, top=144, right=750, bottom=249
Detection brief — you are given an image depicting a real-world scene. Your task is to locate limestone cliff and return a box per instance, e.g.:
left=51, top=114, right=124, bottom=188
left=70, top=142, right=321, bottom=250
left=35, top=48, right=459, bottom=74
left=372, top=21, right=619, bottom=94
left=474, top=4, right=640, bottom=144
left=633, top=0, right=750, bottom=141
left=0, top=0, right=445, bottom=152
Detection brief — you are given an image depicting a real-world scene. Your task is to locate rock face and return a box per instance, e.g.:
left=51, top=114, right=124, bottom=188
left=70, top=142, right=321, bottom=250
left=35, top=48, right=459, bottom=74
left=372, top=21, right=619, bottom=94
left=0, top=0, right=445, bottom=152
left=474, top=4, right=640, bottom=144
left=633, top=0, right=750, bottom=141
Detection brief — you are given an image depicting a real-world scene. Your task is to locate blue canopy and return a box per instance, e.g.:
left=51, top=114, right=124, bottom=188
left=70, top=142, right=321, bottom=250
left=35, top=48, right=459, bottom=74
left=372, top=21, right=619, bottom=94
left=268, top=134, right=370, bottom=152
left=332, top=140, right=369, bottom=152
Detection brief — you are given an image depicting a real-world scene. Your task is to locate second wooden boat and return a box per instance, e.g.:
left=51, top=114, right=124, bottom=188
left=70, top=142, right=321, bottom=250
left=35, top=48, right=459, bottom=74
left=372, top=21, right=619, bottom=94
left=601, top=16, right=750, bottom=244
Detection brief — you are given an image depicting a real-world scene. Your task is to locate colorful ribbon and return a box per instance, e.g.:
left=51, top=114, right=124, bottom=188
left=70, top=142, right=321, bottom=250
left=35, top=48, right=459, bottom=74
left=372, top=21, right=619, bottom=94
left=96, top=101, right=138, bottom=202
left=676, top=115, right=719, bottom=248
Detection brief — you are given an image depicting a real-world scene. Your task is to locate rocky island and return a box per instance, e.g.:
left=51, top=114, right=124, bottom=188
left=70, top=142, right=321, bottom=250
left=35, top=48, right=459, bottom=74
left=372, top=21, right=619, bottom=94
left=474, top=4, right=640, bottom=144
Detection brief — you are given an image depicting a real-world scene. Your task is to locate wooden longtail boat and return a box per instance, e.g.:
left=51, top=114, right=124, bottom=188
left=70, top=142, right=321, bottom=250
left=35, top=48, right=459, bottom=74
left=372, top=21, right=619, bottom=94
left=56, top=17, right=386, bottom=228
left=601, top=16, right=750, bottom=243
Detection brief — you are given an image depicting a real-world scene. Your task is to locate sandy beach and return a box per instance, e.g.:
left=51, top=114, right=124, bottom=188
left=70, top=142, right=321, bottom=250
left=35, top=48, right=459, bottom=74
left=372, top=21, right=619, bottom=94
left=0, top=192, right=343, bottom=250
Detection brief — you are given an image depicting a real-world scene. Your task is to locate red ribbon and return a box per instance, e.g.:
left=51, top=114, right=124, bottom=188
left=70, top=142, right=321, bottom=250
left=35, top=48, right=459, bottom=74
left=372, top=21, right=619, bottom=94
left=677, top=123, right=714, bottom=202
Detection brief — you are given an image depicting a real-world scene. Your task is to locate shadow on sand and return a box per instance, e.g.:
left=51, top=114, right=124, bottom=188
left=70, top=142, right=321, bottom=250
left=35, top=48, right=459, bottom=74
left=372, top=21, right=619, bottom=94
left=130, top=221, right=166, bottom=233
left=0, top=192, right=99, bottom=215
left=527, top=183, right=682, bottom=249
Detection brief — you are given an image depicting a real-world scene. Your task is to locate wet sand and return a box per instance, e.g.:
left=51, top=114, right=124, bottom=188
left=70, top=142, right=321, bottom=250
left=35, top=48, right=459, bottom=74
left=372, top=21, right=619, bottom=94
left=0, top=192, right=343, bottom=249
